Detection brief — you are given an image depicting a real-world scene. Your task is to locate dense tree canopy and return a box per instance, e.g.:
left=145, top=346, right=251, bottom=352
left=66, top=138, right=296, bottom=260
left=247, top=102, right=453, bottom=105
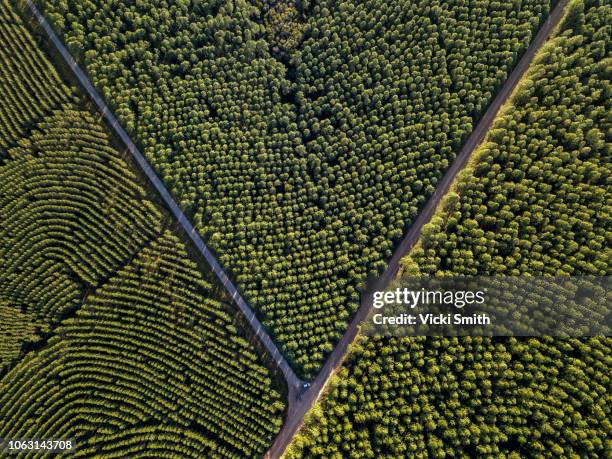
left=287, top=1, right=611, bottom=456
left=42, top=0, right=555, bottom=376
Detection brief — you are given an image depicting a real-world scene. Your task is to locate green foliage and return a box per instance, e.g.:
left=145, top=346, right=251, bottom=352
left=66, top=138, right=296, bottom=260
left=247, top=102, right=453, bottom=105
left=289, top=1, right=611, bottom=456
left=0, top=109, right=164, bottom=322
left=41, top=0, right=554, bottom=377
left=0, top=3, right=73, bottom=155
left=0, top=3, right=283, bottom=456
left=1, top=1, right=161, bottom=365
left=0, top=232, right=285, bottom=458
left=0, top=302, right=47, bottom=375
left=406, top=0, right=611, bottom=278
left=264, top=2, right=306, bottom=56
left=562, top=0, right=586, bottom=33
left=288, top=336, right=611, bottom=458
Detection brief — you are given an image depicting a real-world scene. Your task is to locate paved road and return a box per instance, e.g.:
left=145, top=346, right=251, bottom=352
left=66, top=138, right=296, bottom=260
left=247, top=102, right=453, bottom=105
left=25, top=0, right=303, bottom=393
left=265, top=0, right=569, bottom=456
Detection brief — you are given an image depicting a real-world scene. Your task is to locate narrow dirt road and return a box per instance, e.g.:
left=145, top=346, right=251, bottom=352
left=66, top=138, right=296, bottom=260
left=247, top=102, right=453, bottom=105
left=25, top=0, right=304, bottom=393
left=26, top=0, right=569, bottom=455
left=266, top=0, right=569, bottom=456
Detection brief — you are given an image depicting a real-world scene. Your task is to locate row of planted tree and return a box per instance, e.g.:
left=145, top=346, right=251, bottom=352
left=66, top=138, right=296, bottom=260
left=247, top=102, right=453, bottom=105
left=0, top=2, right=284, bottom=456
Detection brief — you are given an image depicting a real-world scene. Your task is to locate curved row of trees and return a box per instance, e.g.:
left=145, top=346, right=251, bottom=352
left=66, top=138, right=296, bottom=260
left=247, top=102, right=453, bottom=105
left=42, top=0, right=555, bottom=376
left=0, top=108, right=164, bottom=325
left=0, top=4, right=72, bottom=153
left=0, top=3, right=284, bottom=456
left=0, top=232, right=285, bottom=458
left=287, top=0, right=611, bottom=456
